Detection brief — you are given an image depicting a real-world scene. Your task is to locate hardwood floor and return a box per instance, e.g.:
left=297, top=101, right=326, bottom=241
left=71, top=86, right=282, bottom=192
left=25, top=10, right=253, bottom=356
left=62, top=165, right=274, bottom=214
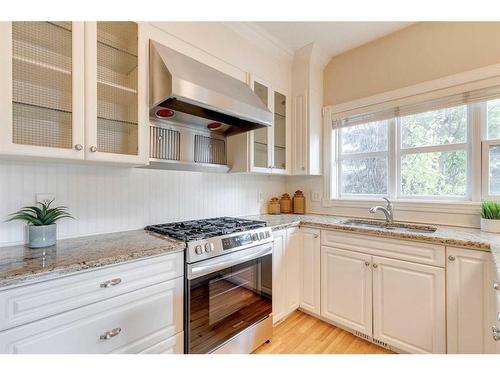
left=253, top=311, right=394, bottom=354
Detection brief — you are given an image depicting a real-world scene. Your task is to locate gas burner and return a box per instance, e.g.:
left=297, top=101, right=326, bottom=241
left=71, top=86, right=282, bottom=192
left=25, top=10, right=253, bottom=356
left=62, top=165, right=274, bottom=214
left=145, top=217, right=267, bottom=242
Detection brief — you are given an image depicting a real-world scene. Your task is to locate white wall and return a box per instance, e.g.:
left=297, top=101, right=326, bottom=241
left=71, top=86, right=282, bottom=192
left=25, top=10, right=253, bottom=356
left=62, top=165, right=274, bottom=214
left=0, top=160, right=285, bottom=246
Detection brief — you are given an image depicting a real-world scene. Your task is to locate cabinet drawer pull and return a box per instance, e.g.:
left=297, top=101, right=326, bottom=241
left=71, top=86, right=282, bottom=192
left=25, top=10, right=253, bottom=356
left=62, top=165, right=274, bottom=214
left=494, top=282, right=499, bottom=291
left=313, top=234, right=319, bottom=239
left=448, top=255, right=455, bottom=262
left=100, top=278, right=122, bottom=288
left=372, top=264, right=378, bottom=269
left=365, top=261, right=370, bottom=267
left=100, top=327, right=121, bottom=340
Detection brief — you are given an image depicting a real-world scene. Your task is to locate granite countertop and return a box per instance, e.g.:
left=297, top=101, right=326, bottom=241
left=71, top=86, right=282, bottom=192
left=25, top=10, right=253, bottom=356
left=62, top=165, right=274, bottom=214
left=245, top=213, right=500, bottom=279
left=0, top=230, right=186, bottom=289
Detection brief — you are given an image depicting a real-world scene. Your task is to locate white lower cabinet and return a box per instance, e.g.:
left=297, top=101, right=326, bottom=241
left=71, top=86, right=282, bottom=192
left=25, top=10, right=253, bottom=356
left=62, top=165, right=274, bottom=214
left=0, top=277, right=183, bottom=354
left=319, top=230, right=446, bottom=354
left=272, top=227, right=300, bottom=324
left=372, top=256, right=446, bottom=353
left=299, top=227, right=320, bottom=315
left=321, top=246, right=372, bottom=336
left=0, top=254, right=184, bottom=354
left=446, top=246, right=497, bottom=353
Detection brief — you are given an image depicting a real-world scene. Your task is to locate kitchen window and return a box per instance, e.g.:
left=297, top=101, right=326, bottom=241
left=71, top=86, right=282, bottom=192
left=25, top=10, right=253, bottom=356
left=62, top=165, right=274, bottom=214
left=330, top=88, right=500, bottom=202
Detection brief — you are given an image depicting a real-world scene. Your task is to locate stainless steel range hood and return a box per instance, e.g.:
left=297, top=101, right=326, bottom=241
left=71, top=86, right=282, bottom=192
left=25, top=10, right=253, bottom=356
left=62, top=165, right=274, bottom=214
left=149, top=40, right=273, bottom=136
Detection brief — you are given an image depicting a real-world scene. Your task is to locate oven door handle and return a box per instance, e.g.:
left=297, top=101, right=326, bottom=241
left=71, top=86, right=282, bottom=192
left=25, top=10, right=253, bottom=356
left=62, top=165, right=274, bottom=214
left=187, top=244, right=273, bottom=280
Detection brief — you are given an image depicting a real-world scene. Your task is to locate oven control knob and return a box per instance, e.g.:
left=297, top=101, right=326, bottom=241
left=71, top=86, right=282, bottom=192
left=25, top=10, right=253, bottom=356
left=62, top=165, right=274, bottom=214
left=204, top=243, right=213, bottom=253
left=264, top=231, right=270, bottom=238
left=252, top=233, right=259, bottom=241
left=195, top=245, right=203, bottom=255
left=259, top=232, right=265, bottom=240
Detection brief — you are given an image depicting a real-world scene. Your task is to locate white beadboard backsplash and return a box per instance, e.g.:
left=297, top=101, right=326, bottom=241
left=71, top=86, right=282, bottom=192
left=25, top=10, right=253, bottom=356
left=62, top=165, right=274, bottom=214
left=0, top=161, right=286, bottom=246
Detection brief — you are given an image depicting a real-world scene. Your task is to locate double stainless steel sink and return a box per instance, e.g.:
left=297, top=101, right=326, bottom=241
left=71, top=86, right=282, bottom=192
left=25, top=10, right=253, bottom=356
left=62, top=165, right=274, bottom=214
left=340, top=219, right=437, bottom=234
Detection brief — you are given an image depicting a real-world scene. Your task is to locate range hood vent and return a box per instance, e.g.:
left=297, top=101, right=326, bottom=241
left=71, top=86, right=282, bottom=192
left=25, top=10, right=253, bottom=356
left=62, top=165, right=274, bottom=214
left=149, top=40, right=273, bottom=136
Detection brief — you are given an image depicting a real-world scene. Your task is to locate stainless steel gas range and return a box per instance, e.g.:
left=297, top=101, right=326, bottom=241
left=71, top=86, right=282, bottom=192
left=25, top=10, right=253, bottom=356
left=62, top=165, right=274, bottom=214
left=146, top=217, right=273, bottom=354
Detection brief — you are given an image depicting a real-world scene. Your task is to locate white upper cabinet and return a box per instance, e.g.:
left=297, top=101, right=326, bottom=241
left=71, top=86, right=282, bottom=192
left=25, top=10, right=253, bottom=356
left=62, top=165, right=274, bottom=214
left=84, top=22, right=148, bottom=165
left=0, top=22, right=85, bottom=160
left=227, top=75, right=291, bottom=175
left=0, top=21, right=148, bottom=165
left=290, top=43, right=327, bottom=176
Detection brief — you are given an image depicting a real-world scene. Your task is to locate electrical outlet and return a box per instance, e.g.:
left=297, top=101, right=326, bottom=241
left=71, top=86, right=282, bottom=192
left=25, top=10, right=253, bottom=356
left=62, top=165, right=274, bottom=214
left=257, top=191, right=264, bottom=203
left=311, top=191, right=321, bottom=202
left=36, top=193, right=55, bottom=205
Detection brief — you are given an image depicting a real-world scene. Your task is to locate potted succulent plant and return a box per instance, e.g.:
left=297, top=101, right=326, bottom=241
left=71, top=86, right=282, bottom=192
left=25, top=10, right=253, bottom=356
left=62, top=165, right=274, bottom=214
left=7, top=200, right=73, bottom=248
left=480, top=200, right=500, bottom=233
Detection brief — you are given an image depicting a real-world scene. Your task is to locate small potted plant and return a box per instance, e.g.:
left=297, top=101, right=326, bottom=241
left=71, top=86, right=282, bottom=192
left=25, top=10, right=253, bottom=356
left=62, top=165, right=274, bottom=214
left=480, top=200, right=500, bottom=233
left=7, top=200, right=73, bottom=248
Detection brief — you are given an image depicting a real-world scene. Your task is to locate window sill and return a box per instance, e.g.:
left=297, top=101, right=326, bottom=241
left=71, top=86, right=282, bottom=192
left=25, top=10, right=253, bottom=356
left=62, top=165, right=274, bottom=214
left=322, top=197, right=480, bottom=216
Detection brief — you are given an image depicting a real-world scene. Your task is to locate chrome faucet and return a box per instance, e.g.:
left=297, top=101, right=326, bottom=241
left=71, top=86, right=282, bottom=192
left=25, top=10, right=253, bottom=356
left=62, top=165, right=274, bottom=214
left=369, top=197, right=394, bottom=225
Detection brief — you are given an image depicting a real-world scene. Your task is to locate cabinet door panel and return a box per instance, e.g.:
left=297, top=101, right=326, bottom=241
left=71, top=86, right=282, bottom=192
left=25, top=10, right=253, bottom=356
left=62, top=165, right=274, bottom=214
left=84, top=21, right=147, bottom=165
left=285, top=227, right=300, bottom=314
left=300, top=227, right=320, bottom=315
left=446, top=247, right=496, bottom=353
left=0, top=22, right=85, bottom=160
left=372, top=256, right=445, bottom=353
left=321, top=246, right=372, bottom=336
left=272, top=230, right=286, bottom=324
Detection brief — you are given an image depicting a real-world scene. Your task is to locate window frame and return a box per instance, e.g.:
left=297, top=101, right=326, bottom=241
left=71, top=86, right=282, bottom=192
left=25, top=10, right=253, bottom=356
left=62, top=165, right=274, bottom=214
left=482, top=100, right=500, bottom=200
left=332, top=103, right=487, bottom=202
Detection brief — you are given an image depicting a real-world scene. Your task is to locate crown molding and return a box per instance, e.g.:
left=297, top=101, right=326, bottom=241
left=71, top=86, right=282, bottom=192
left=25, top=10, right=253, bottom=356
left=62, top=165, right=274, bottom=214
left=221, top=22, right=294, bottom=63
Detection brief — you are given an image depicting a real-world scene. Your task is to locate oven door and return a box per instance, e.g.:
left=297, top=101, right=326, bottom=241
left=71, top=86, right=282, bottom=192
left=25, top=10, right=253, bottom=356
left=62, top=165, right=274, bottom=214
left=186, top=243, right=272, bottom=354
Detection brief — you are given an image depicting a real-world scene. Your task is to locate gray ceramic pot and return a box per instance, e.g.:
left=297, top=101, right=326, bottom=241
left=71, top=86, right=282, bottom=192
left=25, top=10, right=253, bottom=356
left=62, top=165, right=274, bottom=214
left=28, top=224, right=57, bottom=248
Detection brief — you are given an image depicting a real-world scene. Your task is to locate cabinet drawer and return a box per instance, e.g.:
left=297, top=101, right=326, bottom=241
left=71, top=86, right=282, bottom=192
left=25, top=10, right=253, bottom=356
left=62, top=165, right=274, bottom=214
left=0, top=252, right=183, bottom=331
left=321, top=230, right=445, bottom=267
left=138, top=332, right=184, bottom=354
left=0, top=277, right=183, bottom=354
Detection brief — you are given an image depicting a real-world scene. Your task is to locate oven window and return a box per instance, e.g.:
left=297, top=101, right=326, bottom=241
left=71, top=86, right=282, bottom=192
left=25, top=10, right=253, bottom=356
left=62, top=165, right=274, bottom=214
left=188, top=253, right=272, bottom=354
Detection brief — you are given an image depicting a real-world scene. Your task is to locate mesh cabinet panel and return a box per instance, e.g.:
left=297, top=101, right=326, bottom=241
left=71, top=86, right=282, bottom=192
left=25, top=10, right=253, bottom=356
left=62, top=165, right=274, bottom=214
left=12, top=22, right=73, bottom=148
left=96, top=22, right=138, bottom=155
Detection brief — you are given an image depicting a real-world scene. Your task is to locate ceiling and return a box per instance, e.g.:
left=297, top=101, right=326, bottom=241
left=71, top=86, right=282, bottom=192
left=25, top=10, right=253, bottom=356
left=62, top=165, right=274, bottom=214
left=252, top=22, right=414, bottom=58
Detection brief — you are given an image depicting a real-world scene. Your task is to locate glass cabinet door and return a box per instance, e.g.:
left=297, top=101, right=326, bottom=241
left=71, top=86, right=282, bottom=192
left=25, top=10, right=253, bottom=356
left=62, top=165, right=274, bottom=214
left=253, top=81, right=270, bottom=169
left=95, top=22, right=138, bottom=156
left=273, top=91, right=287, bottom=170
left=8, top=22, right=84, bottom=157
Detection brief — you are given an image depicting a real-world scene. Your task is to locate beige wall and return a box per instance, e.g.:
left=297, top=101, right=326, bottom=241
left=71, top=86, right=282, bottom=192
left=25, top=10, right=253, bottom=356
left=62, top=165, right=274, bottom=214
left=324, top=22, right=500, bottom=106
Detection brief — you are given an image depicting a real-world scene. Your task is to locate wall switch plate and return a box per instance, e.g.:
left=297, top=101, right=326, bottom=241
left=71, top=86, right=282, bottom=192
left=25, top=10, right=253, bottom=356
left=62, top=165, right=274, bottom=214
left=36, top=193, right=55, bottom=205
left=311, top=191, right=321, bottom=202
left=257, top=191, right=264, bottom=203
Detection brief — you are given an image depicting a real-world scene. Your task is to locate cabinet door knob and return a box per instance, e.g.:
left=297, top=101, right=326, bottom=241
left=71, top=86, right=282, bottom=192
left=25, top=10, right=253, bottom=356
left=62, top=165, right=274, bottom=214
left=494, top=282, right=499, bottom=291
left=448, top=255, right=456, bottom=262
left=74, top=144, right=83, bottom=151
left=365, top=261, right=370, bottom=267
left=301, top=166, right=305, bottom=171
left=313, top=234, right=319, bottom=239
left=372, top=264, right=378, bottom=269
left=100, top=278, right=122, bottom=288
left=90, top=146, right=98, bottom=152
left=100, top=327, right=121, bottom=340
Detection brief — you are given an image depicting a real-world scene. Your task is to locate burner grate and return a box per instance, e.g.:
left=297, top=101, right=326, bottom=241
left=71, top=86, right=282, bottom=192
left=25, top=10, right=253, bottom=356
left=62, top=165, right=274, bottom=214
left=145, top=217, right=266, bottom=242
